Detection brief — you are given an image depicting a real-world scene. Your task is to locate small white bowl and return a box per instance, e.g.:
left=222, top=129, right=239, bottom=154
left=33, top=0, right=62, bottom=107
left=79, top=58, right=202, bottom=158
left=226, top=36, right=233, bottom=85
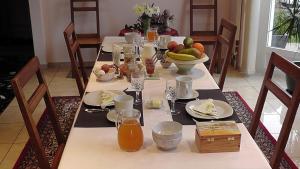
left=93, top=68, right=115, bottom=82
left=152, top=121, right=182, bottom=150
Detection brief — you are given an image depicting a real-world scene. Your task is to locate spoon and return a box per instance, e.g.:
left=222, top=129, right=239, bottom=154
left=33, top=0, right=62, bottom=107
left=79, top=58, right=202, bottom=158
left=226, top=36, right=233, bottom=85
left=85, top=108, right=109, bottom=113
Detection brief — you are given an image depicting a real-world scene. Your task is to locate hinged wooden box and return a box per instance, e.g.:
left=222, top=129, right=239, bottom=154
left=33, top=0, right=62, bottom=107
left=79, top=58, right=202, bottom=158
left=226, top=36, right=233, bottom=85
left=195, top=121, right=241, bottom=153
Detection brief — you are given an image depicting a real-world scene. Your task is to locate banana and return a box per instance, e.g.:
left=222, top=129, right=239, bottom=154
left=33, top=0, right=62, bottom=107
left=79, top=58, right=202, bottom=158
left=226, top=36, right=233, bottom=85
left=166, top=52, right=198, bottom=61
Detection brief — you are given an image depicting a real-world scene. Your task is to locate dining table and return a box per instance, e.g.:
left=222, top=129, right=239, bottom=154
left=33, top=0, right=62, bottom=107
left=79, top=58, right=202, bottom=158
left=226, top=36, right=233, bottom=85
left=58, top=36, right=271, bottom=169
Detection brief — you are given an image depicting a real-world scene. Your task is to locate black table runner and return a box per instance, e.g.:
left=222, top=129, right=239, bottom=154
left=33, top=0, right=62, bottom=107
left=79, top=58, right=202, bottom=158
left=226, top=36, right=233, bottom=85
left=169, top=89, right=241, bottom=125
left=74, top=91, right=144, bottom=127
left=97, top=51, right=113, bottom=61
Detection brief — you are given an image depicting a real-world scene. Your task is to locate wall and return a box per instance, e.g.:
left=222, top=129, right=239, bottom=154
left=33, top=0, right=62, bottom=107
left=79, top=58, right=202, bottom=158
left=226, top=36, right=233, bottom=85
left=29, top=0, right=241, bottom=64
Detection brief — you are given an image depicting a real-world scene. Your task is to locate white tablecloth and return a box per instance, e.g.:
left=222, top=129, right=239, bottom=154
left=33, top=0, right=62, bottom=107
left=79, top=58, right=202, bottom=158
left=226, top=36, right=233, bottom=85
left=101, top=36, right=186, bottom=52
left=58, top=37, right=271, bottom=169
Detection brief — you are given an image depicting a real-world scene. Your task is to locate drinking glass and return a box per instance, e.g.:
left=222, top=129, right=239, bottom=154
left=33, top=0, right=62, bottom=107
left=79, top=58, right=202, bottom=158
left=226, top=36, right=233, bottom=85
left=112, top=44, right=121, bottom=67
left=131, top=72, right=145, bottom=104
left=147, top=28, right=158, bottom=43
left=165, top=80, right=179, bottom=115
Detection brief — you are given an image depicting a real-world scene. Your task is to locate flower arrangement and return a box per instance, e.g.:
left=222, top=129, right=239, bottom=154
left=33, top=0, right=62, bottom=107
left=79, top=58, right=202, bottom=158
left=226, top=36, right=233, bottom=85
left=124, top=3, right=174, bottom=34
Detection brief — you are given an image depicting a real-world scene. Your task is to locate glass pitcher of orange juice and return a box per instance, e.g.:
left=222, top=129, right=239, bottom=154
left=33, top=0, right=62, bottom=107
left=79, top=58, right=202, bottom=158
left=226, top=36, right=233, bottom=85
left=116, top=109, right=143, bottom=152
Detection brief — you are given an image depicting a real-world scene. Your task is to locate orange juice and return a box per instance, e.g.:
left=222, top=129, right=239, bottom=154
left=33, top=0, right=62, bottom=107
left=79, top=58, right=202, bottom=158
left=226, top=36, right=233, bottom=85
left=147, top=31, right=158, bottom=42
left=118, top=119, right=143, bottom=152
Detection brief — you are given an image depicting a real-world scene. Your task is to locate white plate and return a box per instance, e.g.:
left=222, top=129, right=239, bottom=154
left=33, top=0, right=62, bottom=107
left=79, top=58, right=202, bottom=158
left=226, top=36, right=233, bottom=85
left=176, top=90, right=199, bottom=100
left=83, top=90, right=126, bottom=107
left=185, top=99, right=233, bottom=119
left=102, top=41, right=127, bottom=52
left=106, top=109, right=141, bottom=123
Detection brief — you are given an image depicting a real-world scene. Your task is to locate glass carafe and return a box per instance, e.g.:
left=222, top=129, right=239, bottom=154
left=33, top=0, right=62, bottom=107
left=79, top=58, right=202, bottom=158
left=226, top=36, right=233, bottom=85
left=116, top=110, right=143, bottom=152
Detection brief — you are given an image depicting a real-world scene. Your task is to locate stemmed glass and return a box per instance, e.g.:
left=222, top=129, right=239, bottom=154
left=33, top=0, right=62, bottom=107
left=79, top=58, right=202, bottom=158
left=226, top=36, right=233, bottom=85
left=165, top=80, right=180, bottom=115
left=131, top=71, right=145, bottom=105
left=133, top=33, right=143, bottom=58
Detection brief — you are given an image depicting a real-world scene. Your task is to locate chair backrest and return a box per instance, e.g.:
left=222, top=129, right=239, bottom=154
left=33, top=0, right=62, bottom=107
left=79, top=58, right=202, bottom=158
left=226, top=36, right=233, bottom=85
left=11, top=57, right=65, bottom=169
left=209, top=18, right=237, bottom=90
left=249, top=52, right=300, bottom=169
left=190, top=0, right=218, bottom=36
left=63, top=23, right=88, bottom=97
left=70, top=0, right=100, bottom=38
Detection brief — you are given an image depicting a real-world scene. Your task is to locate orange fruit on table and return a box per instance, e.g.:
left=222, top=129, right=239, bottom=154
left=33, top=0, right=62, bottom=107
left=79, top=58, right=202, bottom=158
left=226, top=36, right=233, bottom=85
left=192, top=43, right=205, bottom=54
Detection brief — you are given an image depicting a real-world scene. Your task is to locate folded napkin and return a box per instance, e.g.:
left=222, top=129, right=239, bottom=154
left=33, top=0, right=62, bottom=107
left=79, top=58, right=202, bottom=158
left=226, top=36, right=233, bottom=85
left=190, top=99, right=217, bottom=116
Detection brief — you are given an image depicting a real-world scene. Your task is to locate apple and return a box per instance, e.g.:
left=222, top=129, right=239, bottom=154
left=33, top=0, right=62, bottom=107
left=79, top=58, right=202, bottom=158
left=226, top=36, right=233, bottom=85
left=167, top=41, right=178, bottom=52
left=101, top=64, right=110, bottom=73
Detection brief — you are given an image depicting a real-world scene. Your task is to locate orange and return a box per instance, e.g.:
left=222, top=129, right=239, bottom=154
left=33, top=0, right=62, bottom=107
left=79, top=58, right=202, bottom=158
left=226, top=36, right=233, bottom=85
left=192, top=43, right=205, bottom=54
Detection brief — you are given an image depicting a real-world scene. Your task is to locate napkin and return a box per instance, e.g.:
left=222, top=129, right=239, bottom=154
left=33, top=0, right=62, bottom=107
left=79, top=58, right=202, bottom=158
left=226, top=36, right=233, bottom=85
left=191, top=99, right=217, bottom=116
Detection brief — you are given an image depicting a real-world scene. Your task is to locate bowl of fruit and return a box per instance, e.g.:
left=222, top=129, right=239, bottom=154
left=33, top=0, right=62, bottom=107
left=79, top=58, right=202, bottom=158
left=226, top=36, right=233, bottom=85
left=93, top=64, right=116, bottom=82
left=165, top=37, right=209, bottom=74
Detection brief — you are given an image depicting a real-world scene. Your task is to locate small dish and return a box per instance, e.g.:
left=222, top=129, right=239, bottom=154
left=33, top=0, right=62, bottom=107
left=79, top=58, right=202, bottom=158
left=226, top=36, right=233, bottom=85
left=106, top=109, right=141, bottom=123
left=176, top=90, right=199, bottom=100
left=145, top=99, right=163, bottom=109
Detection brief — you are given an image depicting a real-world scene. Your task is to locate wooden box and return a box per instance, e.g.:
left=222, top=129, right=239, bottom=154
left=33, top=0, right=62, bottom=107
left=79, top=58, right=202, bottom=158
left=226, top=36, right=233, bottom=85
left=195, top=121, right=241, bottom=153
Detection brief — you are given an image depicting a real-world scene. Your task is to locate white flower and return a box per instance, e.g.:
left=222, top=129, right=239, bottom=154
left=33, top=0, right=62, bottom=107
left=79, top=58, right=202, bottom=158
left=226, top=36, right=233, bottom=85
left=153, top=6, right=160, bottom=15
left=134, top=4, right=145, bottom=16
left=145, top=7, right=154, bottom=17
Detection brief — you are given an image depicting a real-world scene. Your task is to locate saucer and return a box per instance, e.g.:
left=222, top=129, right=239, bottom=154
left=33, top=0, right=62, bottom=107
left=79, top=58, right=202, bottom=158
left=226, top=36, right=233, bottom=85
left=106, top=109, right=141, bottom=123
left=176, top=90, right=199, bottom=100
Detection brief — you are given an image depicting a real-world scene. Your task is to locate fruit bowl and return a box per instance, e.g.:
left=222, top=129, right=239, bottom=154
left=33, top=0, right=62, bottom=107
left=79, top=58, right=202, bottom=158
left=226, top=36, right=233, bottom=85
left=93, top=68, right=116, bottom=82
left=166, top=53, right=209, bottom=74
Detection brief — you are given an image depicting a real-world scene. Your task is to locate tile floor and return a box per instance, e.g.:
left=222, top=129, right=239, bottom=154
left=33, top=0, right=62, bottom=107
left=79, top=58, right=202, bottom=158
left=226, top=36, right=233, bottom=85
left=0, top=65, right=299, bottom=168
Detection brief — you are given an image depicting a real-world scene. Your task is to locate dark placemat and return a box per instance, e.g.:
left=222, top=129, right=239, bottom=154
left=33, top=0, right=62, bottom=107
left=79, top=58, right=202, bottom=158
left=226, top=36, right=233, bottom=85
left=74, top=91, right=144, bottom=127
left=97, top=52, right=113, bottom=61
left=169, top=89, right=241, bottom=125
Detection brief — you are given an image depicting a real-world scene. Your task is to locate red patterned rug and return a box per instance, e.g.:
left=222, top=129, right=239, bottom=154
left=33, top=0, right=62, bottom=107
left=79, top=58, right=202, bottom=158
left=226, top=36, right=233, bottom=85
left=13, top=96, right=81, bottom=169
left=13, top=92, right=298, bottom=169
left=224, top=91, right=298, bottom=169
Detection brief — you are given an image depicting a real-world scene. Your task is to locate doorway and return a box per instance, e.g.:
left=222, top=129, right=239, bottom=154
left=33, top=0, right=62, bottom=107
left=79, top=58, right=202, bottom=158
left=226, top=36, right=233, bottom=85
left=0, top=0, right=34, bottom=113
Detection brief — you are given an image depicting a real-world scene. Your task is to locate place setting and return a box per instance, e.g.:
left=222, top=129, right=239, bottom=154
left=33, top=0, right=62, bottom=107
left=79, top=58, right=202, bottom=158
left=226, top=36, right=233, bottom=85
left=166, top=75, right=241, bottom=125
left=75, top=88, right=144, bottom=127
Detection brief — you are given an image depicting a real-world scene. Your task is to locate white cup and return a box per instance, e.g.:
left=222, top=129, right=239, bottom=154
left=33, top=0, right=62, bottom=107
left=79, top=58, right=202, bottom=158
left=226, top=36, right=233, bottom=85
left=176, top=76, right=193, bottom=98
left=159, top=35, right=171, bottom=49
left=141, top=43, right=155, bottom=64
left=114, top=95, right=134, bottom=113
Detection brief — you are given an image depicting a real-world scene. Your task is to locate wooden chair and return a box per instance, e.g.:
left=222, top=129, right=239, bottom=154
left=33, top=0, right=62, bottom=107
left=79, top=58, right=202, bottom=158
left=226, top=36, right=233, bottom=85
left=249, top=52, right=300, bottom=169
left=11, top=57, right=65, bottom=169
left=63, top=22, right=88, bottom=97
left=209, top=18, right=237, bottom=90
left=190, top=0, right=218, bottom=45
left=70, top=0, right=101, bottom=53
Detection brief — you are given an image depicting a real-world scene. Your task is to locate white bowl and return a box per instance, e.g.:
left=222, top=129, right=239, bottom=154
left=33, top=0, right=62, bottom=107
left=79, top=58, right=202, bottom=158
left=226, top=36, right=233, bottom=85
left=165, top=54, right=209, bottom=74
left=93, top=68, right=115, bottom=82
left=152, top=121, right=182, bottom=150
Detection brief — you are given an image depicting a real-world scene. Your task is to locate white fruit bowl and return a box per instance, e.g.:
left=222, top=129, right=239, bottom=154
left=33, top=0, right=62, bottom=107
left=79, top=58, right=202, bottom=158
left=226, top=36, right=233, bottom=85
left=165, top=53, right=209, bottom=74
left=93, top=68, right=116, bottom=82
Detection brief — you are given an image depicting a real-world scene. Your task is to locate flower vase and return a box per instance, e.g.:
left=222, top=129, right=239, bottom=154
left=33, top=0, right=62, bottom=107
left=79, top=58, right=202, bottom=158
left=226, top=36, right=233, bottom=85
left=142, top=18, right=151, bottom=36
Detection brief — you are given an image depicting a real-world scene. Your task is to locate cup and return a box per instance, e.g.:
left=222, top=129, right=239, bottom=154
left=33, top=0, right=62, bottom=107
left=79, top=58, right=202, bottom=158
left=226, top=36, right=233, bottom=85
left=147, top=28, right=158, bottom=42
left=114, top=95, right=134, bottom=113
left=125, top=32, right=139, bottom=44
left=159, top=35, right=171, bottom=49
left=141, top=43, right=155, bottom=64
left=176, top=76, right=193, bottom=98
